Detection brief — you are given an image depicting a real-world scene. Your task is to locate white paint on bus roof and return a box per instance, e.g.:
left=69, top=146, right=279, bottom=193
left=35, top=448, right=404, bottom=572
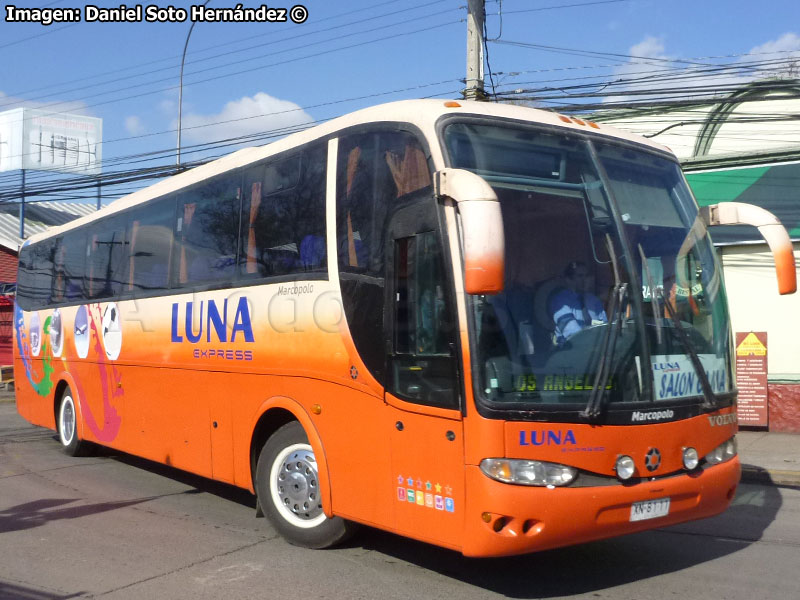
left=26, top=99, right=672, bottom=244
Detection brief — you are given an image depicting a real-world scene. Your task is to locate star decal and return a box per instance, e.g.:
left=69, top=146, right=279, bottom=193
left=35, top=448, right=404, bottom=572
left=397, top=474, right=404, bottom=484
left=425, top=481, right=432, bottom=490
left=407, top=477, right=414, bottom=487
left=416, top=479, right=423, bottom=489
left=444, top=485, right=453, bottom=496
left=435, top=483, right=442, bottom=493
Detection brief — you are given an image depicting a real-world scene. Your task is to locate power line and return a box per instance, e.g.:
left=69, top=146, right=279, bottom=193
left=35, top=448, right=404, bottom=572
left=0, top=0, right=452, bottom=111
left=0, top=14, right=463, bottom=127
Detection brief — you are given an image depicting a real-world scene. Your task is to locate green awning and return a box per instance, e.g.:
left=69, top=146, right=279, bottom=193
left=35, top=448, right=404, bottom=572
left=686, top=162, right=800, bottom=244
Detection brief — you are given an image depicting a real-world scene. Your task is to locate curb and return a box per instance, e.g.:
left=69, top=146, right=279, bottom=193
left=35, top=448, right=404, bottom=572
left=740, top=465, right=800, bottom=487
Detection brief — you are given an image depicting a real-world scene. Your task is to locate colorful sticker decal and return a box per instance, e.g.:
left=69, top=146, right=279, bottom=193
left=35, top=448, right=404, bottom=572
left=14, top=305, right=54, bottom=396
left=101, top=303, right=122, bottom=360
left=74, top=305, right=89, bottom=359
left=30, top=312, right=41, bottom=357
left=50, top=309, right=64, bottom=358
left=395, top=475, right=454, bottom=512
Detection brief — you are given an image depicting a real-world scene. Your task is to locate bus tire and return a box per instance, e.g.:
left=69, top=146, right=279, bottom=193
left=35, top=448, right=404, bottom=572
left=256, top=421, right=356, bottom=548
left=57, top=388, right=92, bottom=457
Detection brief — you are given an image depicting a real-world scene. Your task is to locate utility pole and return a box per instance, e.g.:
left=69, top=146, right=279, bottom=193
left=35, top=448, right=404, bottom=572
left=464, top=0, right=486, bottom=101
left=19, top=169, right=26, bottom=240
left=177, top=0, right=212, bottom=167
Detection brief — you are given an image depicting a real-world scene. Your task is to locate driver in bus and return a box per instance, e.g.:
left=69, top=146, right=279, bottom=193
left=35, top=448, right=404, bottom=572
left=550, top=261, right=608, bottom=345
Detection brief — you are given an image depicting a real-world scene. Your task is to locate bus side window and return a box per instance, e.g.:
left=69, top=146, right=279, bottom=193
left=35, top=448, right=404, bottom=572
left=336, top=131, right=430, bottom=274
left=128, top=197, right=176, bottom=294
left=87, top=218, right=128, bottom=300
left=239, top=143, right=327, bottom=278
left=175, top=176, right=240, bottom=287
left=51, top=233, right=86, bottom=304
left=60, top=232, right=87, bottom=302
left=17, top=240, right=55, bottom=309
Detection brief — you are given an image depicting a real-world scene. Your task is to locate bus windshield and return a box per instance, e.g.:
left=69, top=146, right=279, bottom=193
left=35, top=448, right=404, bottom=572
left=443, top=120, right=733, bottom=415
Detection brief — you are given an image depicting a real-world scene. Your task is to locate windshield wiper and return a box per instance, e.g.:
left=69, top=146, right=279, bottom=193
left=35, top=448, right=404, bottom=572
left=581, top=234, right=627, bottom=421
left=658, top=288, right=717, bottom=411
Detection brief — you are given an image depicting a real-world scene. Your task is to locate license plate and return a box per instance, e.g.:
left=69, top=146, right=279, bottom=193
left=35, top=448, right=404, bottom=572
left=630, top=497, right=670, bottom=522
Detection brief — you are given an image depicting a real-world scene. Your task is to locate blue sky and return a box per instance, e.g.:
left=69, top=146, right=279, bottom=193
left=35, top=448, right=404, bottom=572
left=1, top=0, right=799, bottom=200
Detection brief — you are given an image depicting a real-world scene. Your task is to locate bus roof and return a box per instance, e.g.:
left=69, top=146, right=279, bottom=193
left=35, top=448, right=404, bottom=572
left=25, top=99, right=671, bottom=245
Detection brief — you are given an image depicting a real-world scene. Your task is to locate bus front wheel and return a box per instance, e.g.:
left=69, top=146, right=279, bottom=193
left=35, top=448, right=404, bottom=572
left=256, top=421, right=356, bottom=548
left=57, top=388, right=92, bottom=457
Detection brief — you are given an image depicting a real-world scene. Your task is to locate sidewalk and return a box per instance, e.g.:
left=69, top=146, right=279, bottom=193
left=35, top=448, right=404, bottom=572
left=737, top=430, right=800, bottom=487
left=0, top=388, right=797, bottom=486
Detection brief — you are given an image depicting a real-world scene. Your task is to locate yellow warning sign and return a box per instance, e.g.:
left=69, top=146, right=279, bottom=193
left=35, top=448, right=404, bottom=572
left=737, top=332, right=767, bottom=356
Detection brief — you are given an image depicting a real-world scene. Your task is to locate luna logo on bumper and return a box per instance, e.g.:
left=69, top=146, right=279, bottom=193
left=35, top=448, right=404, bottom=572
left=519, top=430, right=576, bottom=446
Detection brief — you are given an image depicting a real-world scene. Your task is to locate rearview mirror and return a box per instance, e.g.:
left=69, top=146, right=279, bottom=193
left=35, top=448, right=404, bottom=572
left=434, top=169, right=504, bottom=295
left=700, top=202, right=796, bottom=295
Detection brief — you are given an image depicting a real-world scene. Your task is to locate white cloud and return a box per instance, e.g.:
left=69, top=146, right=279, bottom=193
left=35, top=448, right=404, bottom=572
left=629, top=36, right=668, bottom=60
left=124, top=115, right=145, bottom=135
left=749, top=32, right=800, bottom=56
left=747, top=33, right=800, bottom=78
left=603, top=32, right=800, bottom=105
left=177, top=92, right=313, bottom=146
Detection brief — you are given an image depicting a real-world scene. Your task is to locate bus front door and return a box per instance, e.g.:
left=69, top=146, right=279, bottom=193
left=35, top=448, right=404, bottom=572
left=384, top=198, right=464, bottom=550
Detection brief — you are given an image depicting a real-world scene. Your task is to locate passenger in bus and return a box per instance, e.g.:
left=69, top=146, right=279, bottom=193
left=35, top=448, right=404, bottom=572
left=300, top=234, right=325, bottom=270
left=550, top=261, right=607, bottom=345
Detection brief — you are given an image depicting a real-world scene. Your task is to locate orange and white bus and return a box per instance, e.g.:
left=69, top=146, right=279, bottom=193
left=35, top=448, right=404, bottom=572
left=13, top=100, right=796, bottom=556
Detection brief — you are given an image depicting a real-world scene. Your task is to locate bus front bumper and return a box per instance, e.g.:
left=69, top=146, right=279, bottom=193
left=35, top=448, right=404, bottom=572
left=461, top=457, right=740, bottom=557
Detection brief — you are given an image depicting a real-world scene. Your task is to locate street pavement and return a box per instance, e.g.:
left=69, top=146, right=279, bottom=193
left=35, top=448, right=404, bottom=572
left=0, top=387, right=798, bottom=487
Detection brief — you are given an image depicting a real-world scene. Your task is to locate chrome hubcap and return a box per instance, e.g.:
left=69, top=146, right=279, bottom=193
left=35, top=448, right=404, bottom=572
left=276, top=449, right=322, bottom=520
left=62, top=400, right=75, bottom=444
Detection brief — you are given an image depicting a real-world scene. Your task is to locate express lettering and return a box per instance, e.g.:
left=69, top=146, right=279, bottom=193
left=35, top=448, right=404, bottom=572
left=519, top=430, right=577, bottom=446
left=171, top=298, right=254, bottom=343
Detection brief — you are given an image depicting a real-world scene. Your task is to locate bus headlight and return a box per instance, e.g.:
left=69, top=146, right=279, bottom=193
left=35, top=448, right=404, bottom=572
left=615, top=455, right=636, bottom=480
left=705, top=436, right=737, bottom=465
left=682, top=447, right=699, bottom=470
left=480, top=458, right=577, bottom=487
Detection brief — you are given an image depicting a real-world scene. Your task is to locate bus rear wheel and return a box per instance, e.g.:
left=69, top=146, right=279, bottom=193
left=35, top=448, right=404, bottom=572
left=256, top=421, right=356, bottom=548
left=57, top=388, right=92, bottom=457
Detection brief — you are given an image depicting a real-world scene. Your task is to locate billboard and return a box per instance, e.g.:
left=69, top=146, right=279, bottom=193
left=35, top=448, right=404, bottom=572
left=0, top=107, right=102, bottom=175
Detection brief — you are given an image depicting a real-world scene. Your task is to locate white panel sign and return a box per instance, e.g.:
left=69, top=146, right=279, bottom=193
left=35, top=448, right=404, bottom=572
left=651, top=354, right=729, bottom=401
left=0, top=108, right=102, bottom=175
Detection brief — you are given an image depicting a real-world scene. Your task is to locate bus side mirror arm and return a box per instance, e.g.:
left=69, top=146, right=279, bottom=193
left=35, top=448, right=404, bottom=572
left=434, top=169, right=504, bottom=295
left=700, top=202, right=797, bottom=295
